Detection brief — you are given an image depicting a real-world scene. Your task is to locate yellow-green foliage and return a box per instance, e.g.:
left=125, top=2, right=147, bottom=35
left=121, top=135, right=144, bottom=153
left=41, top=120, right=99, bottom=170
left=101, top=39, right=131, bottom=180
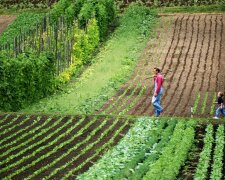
left=57, top=18, right=100, bottom=84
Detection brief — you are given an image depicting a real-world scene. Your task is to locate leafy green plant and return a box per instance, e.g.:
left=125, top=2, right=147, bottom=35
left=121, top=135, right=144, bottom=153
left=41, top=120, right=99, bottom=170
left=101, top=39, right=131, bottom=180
left=77, top=117, right=161, bottom=179
left=194, top=124, right=214, bottom=179
left=210, top=125, right=224, bottom=180
left=0, top=51, right=56, bottom=111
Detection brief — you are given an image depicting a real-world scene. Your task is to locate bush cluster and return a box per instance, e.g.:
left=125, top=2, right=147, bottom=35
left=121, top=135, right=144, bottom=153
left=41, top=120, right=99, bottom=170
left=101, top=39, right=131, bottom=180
left=0, top=52, right=55, bottom=111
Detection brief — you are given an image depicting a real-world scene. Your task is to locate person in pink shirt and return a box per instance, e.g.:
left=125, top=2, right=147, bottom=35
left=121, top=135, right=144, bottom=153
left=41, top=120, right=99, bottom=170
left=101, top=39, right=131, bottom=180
left=152, top=67, right=164, bottom=117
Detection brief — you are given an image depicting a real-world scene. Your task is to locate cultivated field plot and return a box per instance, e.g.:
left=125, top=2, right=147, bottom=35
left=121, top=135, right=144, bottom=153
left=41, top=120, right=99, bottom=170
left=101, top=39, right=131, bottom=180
left=0, top=113, right=132, bottom=179
left=0, top=15, right=16, bottom=34
left=98, top=14, right=225, bottom=118
left=78, top=118, right=225, bottom=179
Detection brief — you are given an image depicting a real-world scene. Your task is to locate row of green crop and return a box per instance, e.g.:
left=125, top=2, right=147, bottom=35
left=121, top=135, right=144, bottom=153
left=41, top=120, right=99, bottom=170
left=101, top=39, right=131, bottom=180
left=0, top=114, right=131, bottom=178
left=143, top=120, right=196, bottom=179
left=62, top=117, right=130, bottom=179
left=0, top=115, right=92, bottom=178
left=194, top=124, right=225, bottom=179
left=192, top=92, right=217, bottom=116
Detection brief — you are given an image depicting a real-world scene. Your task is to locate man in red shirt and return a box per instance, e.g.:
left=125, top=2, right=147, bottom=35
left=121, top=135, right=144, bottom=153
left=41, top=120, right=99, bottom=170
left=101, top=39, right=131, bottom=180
left=152, top=67, right=164, bottom=117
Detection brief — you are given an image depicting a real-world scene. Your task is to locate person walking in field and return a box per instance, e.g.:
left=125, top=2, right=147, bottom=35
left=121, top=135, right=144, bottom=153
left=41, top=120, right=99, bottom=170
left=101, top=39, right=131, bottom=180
left=152, top=67, right=164, bottom=117
left=213, top=91, right=225, bottom=119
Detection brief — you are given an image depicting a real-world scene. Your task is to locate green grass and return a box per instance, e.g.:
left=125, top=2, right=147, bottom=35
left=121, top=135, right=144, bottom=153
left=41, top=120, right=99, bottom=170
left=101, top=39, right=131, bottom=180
left=0, top=7, right=49, bottom=15
left=21, top=5, right=158, bottom=114
left=155, top=4, right=225, bottom=14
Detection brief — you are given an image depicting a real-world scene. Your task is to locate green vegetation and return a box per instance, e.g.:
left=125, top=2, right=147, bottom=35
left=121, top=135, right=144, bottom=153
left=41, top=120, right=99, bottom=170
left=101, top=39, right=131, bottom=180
left=156, top=4, right=225, bottom=13
left=0, top=113, right=132, bottom=179
left=194, top=124, right=214, bottom=179
left=210, top=125, right=224, bottom=180
left=0, top=12, right=45, bottom=44
left=21, top=4, right=158, bottom=114
left=77, top=116, right=162, bottom=179
left=0, top=52, right=55, bottom=111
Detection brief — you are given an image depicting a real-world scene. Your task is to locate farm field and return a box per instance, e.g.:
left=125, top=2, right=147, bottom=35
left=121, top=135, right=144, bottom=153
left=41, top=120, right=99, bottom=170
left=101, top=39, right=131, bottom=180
left=1, top=0, right=225, bottom=179
left=98, top=13, right=225, bottom=118
left=1, top=113, right=225, bottom=179
left=0, top=113, right=133, bottom=179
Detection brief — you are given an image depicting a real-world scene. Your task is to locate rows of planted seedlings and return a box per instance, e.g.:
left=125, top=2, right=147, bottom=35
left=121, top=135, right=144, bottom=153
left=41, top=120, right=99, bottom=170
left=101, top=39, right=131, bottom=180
left=0, top=114, right=132, bottom=179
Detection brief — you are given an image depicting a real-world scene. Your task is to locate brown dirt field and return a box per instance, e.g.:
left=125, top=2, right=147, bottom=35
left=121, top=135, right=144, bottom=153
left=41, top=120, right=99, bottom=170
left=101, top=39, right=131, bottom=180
left=98, top=14, right=225, bottom=118
left=0, top=15, right=16, bottom=34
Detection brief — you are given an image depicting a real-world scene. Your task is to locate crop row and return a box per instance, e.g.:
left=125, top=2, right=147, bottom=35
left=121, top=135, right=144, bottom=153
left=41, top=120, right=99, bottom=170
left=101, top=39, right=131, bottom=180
left=0, top=114, right=132, bottom=179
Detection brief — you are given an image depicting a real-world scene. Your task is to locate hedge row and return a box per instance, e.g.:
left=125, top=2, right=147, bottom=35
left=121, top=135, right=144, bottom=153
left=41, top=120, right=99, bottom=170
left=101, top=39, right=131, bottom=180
left=0, top=52, right=55, bottom=111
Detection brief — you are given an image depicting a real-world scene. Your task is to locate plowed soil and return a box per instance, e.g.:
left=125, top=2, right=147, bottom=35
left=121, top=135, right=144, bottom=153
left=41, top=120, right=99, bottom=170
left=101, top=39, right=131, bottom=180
left=98, top=14, right=225, bottom=118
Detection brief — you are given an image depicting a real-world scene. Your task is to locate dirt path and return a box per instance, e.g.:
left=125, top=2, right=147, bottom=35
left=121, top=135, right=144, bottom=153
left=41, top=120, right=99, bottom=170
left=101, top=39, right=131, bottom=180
left=0, top=15, right=16, bottom=34
left=98, top=13, right=225, bottom=118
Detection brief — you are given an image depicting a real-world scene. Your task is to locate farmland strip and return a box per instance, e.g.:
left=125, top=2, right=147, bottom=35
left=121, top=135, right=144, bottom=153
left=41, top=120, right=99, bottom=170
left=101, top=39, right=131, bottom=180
left=0, top=115, right=50, bottom=148
left=0, top=116, right=63, bottom=161
left=217, top=16, right=224, bottom=92
left=77, top=117, right=159, bottom=179
left=159, top=15, right=192, bottom=115
left=24, top=117, right=112, bottom=179
left=0, top=114, right=20, bottom=131
left=0, top=115, right=31, bottom=136
left=0, top=116, right=92, bottom=177
left=127, top=119, right=177, bottom=179
left=63, top=118, right=131, bottom=179
left=110, top=17, right=172, bottom=115
left=0, top=114, right=10, bottom=125
left=174, top=15, right=200, bottom=116
left=143, top=121, right=196, bottom=179
left=195, top=15, right=213, bottom=115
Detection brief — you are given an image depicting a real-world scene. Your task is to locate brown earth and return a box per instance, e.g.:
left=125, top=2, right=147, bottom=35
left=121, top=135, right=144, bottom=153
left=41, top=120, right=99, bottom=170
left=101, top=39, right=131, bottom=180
left=98, top=14, right=225, bottom=118
left=0, top=15, right=16, bottom=34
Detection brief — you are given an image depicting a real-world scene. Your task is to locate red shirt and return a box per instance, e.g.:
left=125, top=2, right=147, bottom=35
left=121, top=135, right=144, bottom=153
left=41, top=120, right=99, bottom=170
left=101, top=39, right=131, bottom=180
left=154, top=73, right=164, bottom=94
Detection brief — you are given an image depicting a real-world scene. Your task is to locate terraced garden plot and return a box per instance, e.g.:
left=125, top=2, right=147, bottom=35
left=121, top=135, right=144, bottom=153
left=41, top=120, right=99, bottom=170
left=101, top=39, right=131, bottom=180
left=0, top=15, right=16, bottom=34
left=0, top=113, right=133, bottom=179
left=79, top=118, right=225, bottom=179
left=98, top=13, right=225, bottom=118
